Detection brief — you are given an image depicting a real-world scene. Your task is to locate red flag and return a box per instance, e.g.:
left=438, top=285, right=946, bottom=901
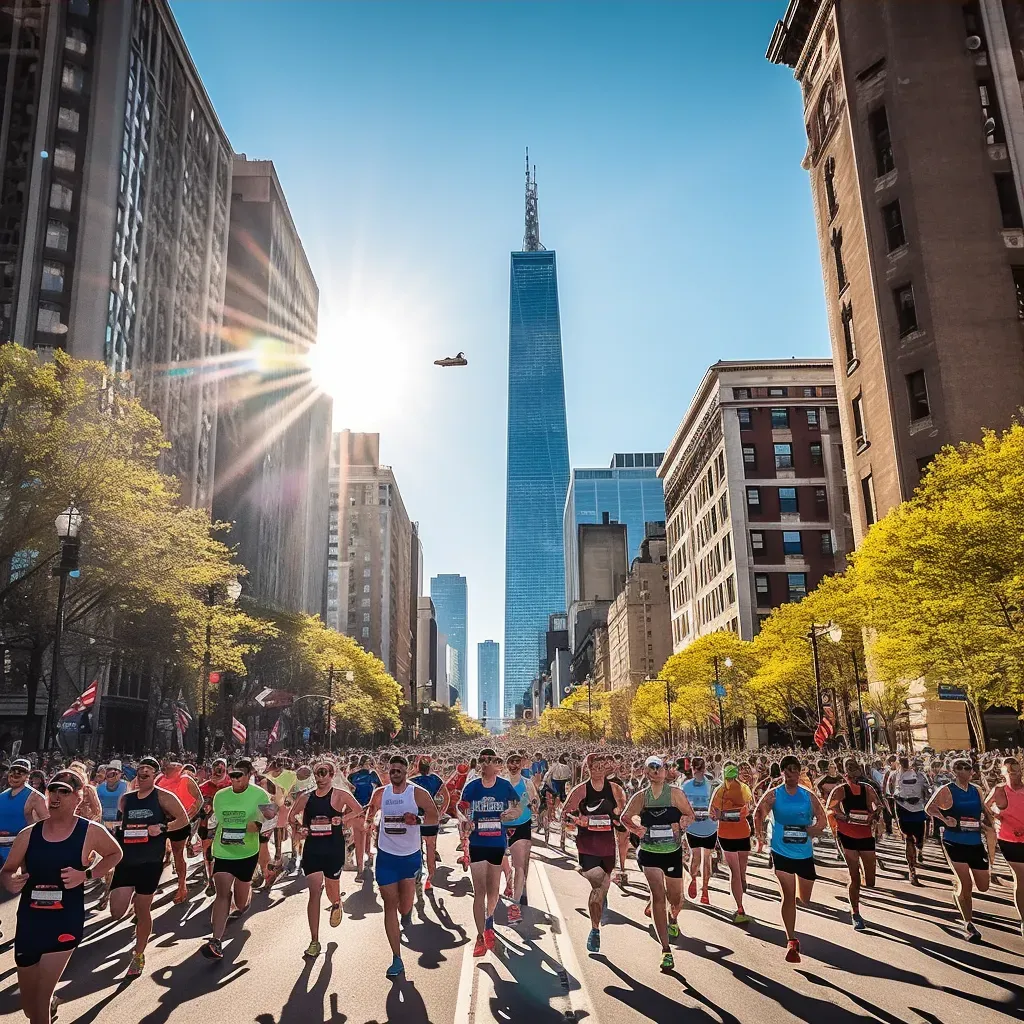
left=814, top=708, right=836, bottom=749
left=62, top=680, right=98, bottom=719
left=267, top=717, right=281, bottom=746
left=231, top=717, right=247, bottom=745
left=329, top=716, right=336, bottom=734
left=389, top=729, right=399, bottom=740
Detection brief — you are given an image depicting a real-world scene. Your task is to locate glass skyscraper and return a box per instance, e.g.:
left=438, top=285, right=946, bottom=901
left=477, top=641, right=500, bottom=729
left=504, top=161, right=570, bottom=719
left=564, top=454, right=666, bottom=610
left=430, top=574, right=467, bottom=707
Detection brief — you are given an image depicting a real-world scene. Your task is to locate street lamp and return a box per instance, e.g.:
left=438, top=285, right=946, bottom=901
left=563, top=676, right=595, bottom=741
left=198, top=578, right=241, bottom=762
left=806, top=621, right=842, bottom=729
left=324, top=666, right=355, bottom=752
left=713, top=656, right=732, bottom=749
left=44, top=505, right=83, bottom=750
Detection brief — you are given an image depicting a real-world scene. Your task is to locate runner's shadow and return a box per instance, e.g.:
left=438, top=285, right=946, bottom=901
left=478, top=959, right=578, bottom=1024
left=379, top=977, right=434, bottom=1024
left=402, top=908, right=467, bottom=969
left=254, top=942, right=347, bottom=1024
left=341, top=882, right=382, bottom=921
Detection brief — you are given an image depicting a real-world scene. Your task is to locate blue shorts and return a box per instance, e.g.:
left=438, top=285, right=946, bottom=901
left=374, top=849, right=422, bottom=887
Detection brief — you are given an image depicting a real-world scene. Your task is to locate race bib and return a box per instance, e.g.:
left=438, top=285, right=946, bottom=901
left=957, top=816, right=980, bottom=831
left=647, top=825, right=675, bottom=842
left=29, top=884, right=64, bottom=910
left=221, top=827, right=247, bottom=845
left=722, top=810, right=741, bottom=822
left=0, top=832, right=14, bottom=847
left=782, top=825, right=808, bottom=844
left=847, top=810, right=871, bottom=825
left=475, top=817, right=502, bottom=838
left=310, top=816, right=332, bottom=837
left=123, top=826, right=150, bottom=843
left=693, top=809, right=709, bottom=821
left=587, top=815, right=612, bottom=831
left=383, top=814, right=407, bottom=835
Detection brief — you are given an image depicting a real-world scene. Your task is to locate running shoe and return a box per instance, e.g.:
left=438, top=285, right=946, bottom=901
left=852, top=913, right=866, bottom=931
left=785, top=939, right=801, bottom=964
left=424, top=879, right=432, bottom=892
left=586, top=928, right=601, bottom=953
left=668, top=918, right=680, bottom=938
left=330, top=902, right=343, bottom=927
left=700, top=890, right=710, bottom=906
left=507, top=903, right=522, bottom=924
left=473, top=935, right=487, bottom=957
left=484, top=928, right=496, bottom=950
left=660, top=951, right=674, bottom=971
left=201, top=938, right=224, bottom=961
left=503, top=881, right=514, bottom=899
left=386, top=956, right=405, bottom=978
left=127, top=952, right=145, bottom=978
left=519, top=893, right=528, bottom=907
left=304, top=941, right=321, bottom=958
left=687, top=878, right=697, bottom=900
left=732, top=911, right=751, bottom=925
left=644, top=902, right=653, bottom=918
left=965, top=923, right=982, bottom=943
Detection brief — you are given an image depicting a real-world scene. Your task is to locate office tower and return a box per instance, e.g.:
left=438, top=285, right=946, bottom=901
left=325, top=431, right=413, bottom=695
left=0, top=0, right=232, bottom=507
left=564, top=453, right=666, bottom=615
left=429, top=574, right=467, bottom=706
left=477, top=641, right=500, bottom=729
left=659, top=360, right=851, bottom=651
left=415, top=596, right=438, bottom=707
left=767, top=1, right=1024, bottom=542
left=212, top=157, right=330, bottom=615
left=504, top=153, right=570, bottom=717
left=409, top=524, right=423, bottom=700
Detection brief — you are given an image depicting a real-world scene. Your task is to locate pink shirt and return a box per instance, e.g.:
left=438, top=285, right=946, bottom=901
left=996, top=783, right=1024, bottom=842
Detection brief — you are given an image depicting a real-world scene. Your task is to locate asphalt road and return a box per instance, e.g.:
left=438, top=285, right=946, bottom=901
left=1, top=825, right=1022, bottom=1024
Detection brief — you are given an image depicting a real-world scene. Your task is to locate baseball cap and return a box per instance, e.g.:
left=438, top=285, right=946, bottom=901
left=9, top=758, right=31, bottom=772
left=644, top=756, right=664, bottom=769
left=723, top=764, right=740, bottom=780
left=47, top=770, right=84, bottom=793
left=106, top=759, right=123, bottom=771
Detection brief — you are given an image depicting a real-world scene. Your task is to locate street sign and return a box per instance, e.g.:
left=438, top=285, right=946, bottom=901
left=714, top=684, right=726, bottom=698
left=937, top=684, right=968, bottom=701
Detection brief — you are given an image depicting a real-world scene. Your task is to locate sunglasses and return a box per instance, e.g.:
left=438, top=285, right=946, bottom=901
left=46, top=783, right=74, bottom=794
left=228, top=771, right=245, bottom=779
left=479, top=757, right=502, bottom=764
left=314, top=769, right=332, bottom=777
left=388, top=767, right=406, bottom=773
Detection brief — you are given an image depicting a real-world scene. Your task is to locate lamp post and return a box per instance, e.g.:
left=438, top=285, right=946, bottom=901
left=44, top=505, right=83, bottom=751
left=198, top=578, right=241, bottom=762
left=807, top=621, right=842, bottom=732
left=713, top=656, right=732, bottom=749
left=851, top=647, right=866, bottom=752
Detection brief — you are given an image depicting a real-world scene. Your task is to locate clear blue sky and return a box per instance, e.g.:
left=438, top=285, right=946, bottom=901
left=172, top=0, right=827, bottom=716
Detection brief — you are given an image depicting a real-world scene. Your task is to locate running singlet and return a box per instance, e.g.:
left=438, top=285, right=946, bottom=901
left=0, top=786, right=32, bottom=862
left=505, top=778, right=532, bottom=828
left=681, top=777, right=718, bottom=838
left=211, top=784, right=267, bottom=859
left=461, top=777, right=519, bottom=848
left=711, top=780, right=752, bottom=840
left=835, top=782, right=873, bottom=839
left=119, top=790, right=168, bottom=864
left=302, top=790, right=345, bottom=855
left=575, top=780, right=618, bottom=858
left=944, top=784, right=983, bottom=845
left=997, top=784, right=1024, bottom=843
left=409, top=773, right=444, bottom=799
left=350, top=770, right=382, bottom=808
left=769, top=784, right=814, bottom=859
left=156, top=774, right=196, bottom=815
left=639, top=785, right=682, bottom=854
left=16, top=817, right=89, bottom=948
left=377, top=783, right=421, bottom=857
left=97, top=780, right=127, bottom=824
left=894, top=771, right=929, bottom=822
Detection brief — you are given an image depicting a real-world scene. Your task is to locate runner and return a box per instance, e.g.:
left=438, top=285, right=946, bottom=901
left=753, top=753, right=829, bottom=964
left=201, top=758, right=277, bottom=961
left=984, top=754, right=1024, bottom=936
left=547, top=754, right=573, bottom=849
left=709, top=761, right=754, bottom=923
left=826, top=756, right=881, bottom=931
left=288, top=758, right=363, bottom=957
left=605, top=756, right=632, bottom=886
left=349, top=755, right=382, bottom=880
left=364, top=754, right=439, bottom=977
left=197, top=758, right=232, bottom=896
left=108, top=756, right=190, bottom=977
left=889, top=756, right=931, bottom=884
left=458, top=748, right=521, bottom=957
left=0, top=758, right=48, bottom=862
left=1, top=769, right=122, bottom=1024
left=408, top=755, right=446, bottom=894
left=264, top=757, right=298, bottom=871
left=502, top=752, right=538, bottom=923
left=156, top=755, right=203, bottom=903
left=926, top=755, right=995, bottom=942
left=622, top=756, right=693, bottom=970
left=560, top=752, right=626, bottom=953
left=681, top=755, right=718, bottom=905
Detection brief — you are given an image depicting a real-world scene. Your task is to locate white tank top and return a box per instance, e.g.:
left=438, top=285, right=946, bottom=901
left=377, top=783, right=421, bottom=857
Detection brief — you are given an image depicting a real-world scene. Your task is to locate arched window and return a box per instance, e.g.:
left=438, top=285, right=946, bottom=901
left=824, top=156, right=838, bottom=220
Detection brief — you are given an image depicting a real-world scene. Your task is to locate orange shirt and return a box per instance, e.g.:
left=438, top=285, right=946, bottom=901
left=711, top=780, right=752, bottom=839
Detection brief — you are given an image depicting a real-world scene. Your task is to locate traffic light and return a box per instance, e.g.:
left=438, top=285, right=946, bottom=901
left=209, top=671, right=220, bottom=684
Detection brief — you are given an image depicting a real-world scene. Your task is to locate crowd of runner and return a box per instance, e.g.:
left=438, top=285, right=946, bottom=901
left=0, top=739, right=1022, bottom=1022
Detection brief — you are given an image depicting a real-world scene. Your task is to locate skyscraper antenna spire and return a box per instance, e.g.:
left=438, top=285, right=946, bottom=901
left=523, top=147, right=544, bottom=251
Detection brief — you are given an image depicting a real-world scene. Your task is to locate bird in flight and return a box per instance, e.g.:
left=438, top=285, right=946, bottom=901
left=434, top=352, right=468, bottom=367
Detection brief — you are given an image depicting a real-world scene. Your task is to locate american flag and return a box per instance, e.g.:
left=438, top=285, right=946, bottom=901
left=267, top=717, right=282, bottom=746
left=62, top=680, right=98, bottom=719
left=814, top=706, right=837, bottom=749
left=231, top=717, right=247, bottom=745
left=174, top=702, right=193, bottom=737
left=329, top=716, right=336, bottom=734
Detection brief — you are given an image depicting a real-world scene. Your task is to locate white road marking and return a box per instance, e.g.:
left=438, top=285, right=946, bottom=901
left=453, top=928, right=478, bottom=1024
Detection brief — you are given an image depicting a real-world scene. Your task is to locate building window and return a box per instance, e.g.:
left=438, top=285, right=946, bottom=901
left=361, top=627, right=370, bottom=638
left=755, top=574, right=770, bottom=599
left=774, top=443, right=794, bottom=469
left=824, top=155, right=838, bottom=219
left=746, top=487, right=761, bottom=510
left=1014, top=267, right=1024, bottom=320
left=787, top=573, right=808, bottom=602
left=905, top=369, right=930, bottom=421
left=995, top=173, right=1023, bottom=229
left=779, top=487, right=798, bottom=514
left=738, top=408, right=752, bottom=428
left=57, top=106, right=80, bottom=133
left=869, top=106, right=895, bottom=176
left=894, top=284, right=918, bottom=336
left=852, top=393, right=867, bottom=447
left=810, top=442, right=823, bottom=465
left=61, top=63, right=84, bottom=94
left=726, top=575, right=736, bottom=603
left=916, top=454, right=935, bottom=478
left=782, top=530, right=802, bottom=555
left=769, top=387, right=787, bottom=397
left=49, top=184, right=73, bottom=212
left=979, top=82, right=1004, bottom=144
left=52, top=144, right=76, bottom=173
left=771, top=408, right=789, bottom=430
left=363, top=584, right=370, bottom=593
left=821, top=531, right=834, bottom=555
left=806, top=409, right=819, bottom=428
left=40, top=261, right=64, bottom=292
left=64, top=27, right=88, bottom=54
left=831, top=228, right=847, bottom=291
left=882, top=199, right=906, bottom=251
left=815, top=487, right=829, bottom=515
left=861, top=474, right=878, bottom=527
left=742, top=444, right=757, bottom=466
left=840, top=303, right=857, bottom=367
left=36, top=303, right=63, bottom=333
left=45, top=220, right=69, bottom=251
left=750, top=531, right=765, bottom=552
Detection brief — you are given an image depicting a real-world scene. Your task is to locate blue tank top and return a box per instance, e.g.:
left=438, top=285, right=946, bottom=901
left=0, top=785, right=33, bottom=862
left=944, top=783, right=983, bottom=845
left=682, top=777, right=718, bottom=837
left=97, top=780, right=127, bottom=823
left=506, top=778, right=531, bottom=827
left=770, top=784, right=813, bottom=859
